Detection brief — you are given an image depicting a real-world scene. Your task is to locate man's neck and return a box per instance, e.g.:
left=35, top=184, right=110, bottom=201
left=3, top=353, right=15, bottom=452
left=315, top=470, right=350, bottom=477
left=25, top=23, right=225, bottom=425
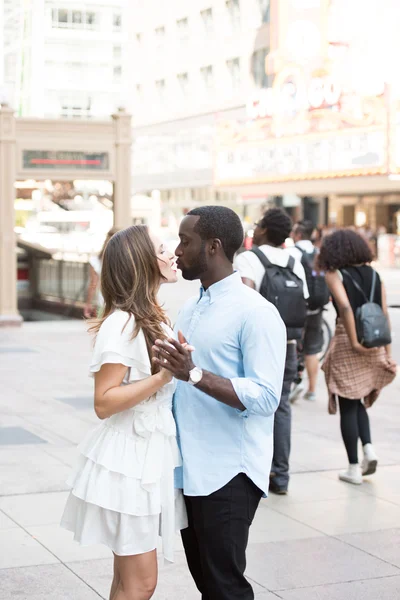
left=260, top=241, right=281, bottom=248
left=200, top=264, right=234, bottom=291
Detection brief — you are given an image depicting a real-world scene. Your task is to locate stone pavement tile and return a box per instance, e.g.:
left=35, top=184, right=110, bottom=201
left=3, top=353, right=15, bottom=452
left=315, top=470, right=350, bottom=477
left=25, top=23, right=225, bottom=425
left=270, top=494, right=400, bottom=536
left=26, top=413, right=96, bottom=444
left=264, top=472, right=364, bottom=506
left=0, top=563, right=103, bottom=599
left=278, top=575, right=400, bottom=599
left=66, top=555, right=267, bottom=600
left=0, top=510, right=18, bottom=529
left=0, top=528, right=58, bottom=569
left=26, top=525, right=112, bottom=563
left=347, top=465, right=400, bottom=504
left=41, top=445, right=79, bottom=467
left=0, top=459, right=71, bottom=495
left=67, top=554, right=200, bottom=600
left=338, top=528, right=400, bottom=569
left=249, top=505, right=323, bottom=544
left=245, top=537, right=399, bottom=591
left=0, top=491, right=69, bottom=527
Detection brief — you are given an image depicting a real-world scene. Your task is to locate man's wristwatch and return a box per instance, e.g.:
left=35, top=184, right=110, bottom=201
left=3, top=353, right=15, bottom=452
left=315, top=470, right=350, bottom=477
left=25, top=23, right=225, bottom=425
left=188, top=366, right=203, bottom=386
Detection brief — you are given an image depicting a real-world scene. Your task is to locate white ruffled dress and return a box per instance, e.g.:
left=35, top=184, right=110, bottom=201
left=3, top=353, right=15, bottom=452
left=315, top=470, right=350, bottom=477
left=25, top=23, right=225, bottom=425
left=60, top=310, right=187, bottom=561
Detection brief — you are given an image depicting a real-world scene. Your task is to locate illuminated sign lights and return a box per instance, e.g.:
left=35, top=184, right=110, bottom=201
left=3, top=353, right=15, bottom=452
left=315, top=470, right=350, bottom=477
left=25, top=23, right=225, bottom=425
left=22, top=151, right=110, bottom=171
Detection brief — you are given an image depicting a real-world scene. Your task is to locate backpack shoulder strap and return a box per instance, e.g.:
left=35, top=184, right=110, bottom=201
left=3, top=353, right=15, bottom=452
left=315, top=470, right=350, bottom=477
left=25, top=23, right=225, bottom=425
left=369, top=269, right=377, bottom=303
left=287, top=255, right=295, bottom=271
left=342, top=269, right=369, bottom=303
left=251, top=247, right=272, bottom=270
left=295, top=244, right=306, bottom=255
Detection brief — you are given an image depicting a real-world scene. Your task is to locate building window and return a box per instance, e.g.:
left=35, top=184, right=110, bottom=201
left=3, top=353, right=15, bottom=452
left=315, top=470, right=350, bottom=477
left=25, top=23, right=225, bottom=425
left=113, top=66, right=122, bottom=82
left=252, top=47, right=269, bottom=88
left=226, top=57, right=241, bottom=89
left=200, top=8, right=213, bottom=35
left=259, top=0, right=270, bottom=24
left=135, top=84, right=142, bottom=98
left=155, top=79, right=166, bottom=101
left=51, top=8, right=99, bottom=30
left=113, top=45, right=121, bottom=60
left=86, top=12, right=96, bottom=28
left=155, top=26, right=165, bottom=47
left=113, top=12, right=122, bottom=31
left=60, top=95, right=92, bottom=119
left=177, top=72, right=189, bottom=94
left=177, top=17, right=189, bottom=40
left=226, top=0, right=240, bottom=28
left=136, top=32, right=142, bottom=43
left=200, top=65, right=213, bottom=89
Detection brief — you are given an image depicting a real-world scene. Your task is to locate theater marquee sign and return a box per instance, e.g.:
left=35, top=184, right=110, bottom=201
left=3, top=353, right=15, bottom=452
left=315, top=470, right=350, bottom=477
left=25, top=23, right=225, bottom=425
left=215, top=69, right=388, bottom=185
left=215, top=0, right=397, bottom=186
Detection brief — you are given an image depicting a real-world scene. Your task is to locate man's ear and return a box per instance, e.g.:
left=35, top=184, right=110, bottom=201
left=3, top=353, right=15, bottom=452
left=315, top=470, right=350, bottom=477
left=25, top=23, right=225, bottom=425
left=209, top=238, right=223, bottom=255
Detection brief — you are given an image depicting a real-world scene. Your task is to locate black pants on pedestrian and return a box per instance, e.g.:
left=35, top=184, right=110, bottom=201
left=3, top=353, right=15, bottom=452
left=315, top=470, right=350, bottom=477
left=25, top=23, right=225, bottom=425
left=338, top=397, right=372, bottom=464
left=271, top=343, right=298, bottom=490
left=181, top=473, right=263, bottom=600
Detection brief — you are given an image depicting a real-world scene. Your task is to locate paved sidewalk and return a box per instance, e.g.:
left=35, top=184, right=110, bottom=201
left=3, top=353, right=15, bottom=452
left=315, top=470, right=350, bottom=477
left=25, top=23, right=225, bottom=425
left=1, top=313, right=400, bottom=599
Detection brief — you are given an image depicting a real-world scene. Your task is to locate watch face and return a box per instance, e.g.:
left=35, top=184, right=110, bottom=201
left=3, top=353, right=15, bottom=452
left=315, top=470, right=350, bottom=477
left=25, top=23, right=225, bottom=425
left=190, top=368, right=202, bottom=384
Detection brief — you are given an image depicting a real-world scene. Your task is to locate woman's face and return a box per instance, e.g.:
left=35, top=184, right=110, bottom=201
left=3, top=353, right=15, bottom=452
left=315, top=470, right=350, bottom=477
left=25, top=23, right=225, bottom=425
left=151, top=233, right=178, bottom=284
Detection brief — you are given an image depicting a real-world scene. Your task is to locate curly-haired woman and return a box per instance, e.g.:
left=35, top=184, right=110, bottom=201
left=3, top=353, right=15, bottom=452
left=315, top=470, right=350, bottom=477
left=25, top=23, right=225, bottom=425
left=319, top=229, right=396, bottom=485
left=61, top=226, right=187, bottom=600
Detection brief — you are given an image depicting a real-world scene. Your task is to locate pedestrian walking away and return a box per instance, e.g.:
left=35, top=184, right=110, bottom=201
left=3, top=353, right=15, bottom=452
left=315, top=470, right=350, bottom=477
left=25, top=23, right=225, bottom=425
left=152, top=206, right=286, bottom=600
left=290, top=220, right=330, bottom=403
left=234, top=208, right=308, bottom=495
left=60, top=226, right=188, bottom=600
left=84, top=227, right=119, bottom=318
left=319, top=229, right=396, bottom=485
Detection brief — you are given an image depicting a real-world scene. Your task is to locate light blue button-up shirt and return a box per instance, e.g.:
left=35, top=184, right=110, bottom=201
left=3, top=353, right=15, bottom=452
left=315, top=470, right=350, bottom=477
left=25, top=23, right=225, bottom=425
left=173, top=271, right=286, bottom=497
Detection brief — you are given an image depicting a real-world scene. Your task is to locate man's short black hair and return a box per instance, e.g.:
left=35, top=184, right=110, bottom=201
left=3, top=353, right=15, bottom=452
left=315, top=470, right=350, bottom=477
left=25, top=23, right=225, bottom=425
left=187, top=205, right=244, bottom=262
left=259, top=208, right=292, bottom=247
left=294, top=220, right=314, bottom=240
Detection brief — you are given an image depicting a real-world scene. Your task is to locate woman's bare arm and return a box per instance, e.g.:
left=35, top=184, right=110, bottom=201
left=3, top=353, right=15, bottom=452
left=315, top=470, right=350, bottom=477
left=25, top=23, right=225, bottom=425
left=94, top=363, right=171, bottom=420
left=325, top=271, right=373, bottom=356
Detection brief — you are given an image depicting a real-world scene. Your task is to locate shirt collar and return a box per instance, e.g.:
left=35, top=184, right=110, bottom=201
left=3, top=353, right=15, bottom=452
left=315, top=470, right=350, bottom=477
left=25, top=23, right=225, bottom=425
left=199, top=271, right=241, bottom=304
left=296, top=240, right=314, bottom=252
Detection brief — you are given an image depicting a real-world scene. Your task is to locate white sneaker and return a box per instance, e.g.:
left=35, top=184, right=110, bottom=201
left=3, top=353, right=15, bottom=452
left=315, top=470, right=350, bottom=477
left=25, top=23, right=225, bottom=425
left=339, top=464, right=363, bottom=485
left=304, top=391, right=316, bottom=402
left=361, top=443, right=378, bottom=476
left=289, top=380, right=305, bottom=404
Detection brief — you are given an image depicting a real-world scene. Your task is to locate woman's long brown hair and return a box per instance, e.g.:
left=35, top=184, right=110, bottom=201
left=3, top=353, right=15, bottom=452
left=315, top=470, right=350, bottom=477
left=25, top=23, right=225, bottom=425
left=89, top=226, right=170, bottom=373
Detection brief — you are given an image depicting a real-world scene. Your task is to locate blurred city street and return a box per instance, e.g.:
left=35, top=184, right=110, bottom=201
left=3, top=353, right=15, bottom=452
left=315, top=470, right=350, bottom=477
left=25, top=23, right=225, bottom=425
left=0, top=272, right=400, bottom=600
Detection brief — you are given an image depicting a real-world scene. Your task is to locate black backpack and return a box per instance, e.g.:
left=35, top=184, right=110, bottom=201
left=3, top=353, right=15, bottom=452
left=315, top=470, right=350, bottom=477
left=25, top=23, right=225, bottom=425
left=342, top=269, right=391, bottom=349
left=252, top=247, right=307, bottom=340
left=296, top=245, right=330, bottom=311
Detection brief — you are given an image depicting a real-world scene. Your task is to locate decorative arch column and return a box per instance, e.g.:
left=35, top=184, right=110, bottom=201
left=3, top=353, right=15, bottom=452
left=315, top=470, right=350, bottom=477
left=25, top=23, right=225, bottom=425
left=0, top=106, right=22, bottom=326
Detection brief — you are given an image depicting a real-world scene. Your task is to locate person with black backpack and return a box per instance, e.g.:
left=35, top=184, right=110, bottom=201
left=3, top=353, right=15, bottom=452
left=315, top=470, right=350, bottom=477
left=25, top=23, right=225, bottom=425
left=290, top=220, right=330, bottom=403
left=319, top=229, right=396, bottom=485
left=234, top=208, right=308, bottom=494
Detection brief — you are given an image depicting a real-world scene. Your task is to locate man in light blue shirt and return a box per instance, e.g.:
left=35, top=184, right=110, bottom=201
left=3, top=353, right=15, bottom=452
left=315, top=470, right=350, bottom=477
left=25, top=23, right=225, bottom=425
left=152, top=206, right=286, bottom=600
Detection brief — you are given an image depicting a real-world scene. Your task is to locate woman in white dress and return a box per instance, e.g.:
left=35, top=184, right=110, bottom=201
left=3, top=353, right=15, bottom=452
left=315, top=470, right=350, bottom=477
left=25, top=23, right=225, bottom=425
left=61, top=225, right=187, bottom=600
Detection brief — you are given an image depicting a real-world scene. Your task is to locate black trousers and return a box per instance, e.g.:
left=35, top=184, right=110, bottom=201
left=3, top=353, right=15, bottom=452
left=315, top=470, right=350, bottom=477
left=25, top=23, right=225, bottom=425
left=338, top=397, right=372, bottom=464
left=181, top=474, right=263, bottom=600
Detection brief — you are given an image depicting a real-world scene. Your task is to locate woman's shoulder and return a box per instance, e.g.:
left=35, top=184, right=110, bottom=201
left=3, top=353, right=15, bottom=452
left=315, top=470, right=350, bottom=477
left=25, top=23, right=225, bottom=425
left=98, top=310, right=137, bottom=340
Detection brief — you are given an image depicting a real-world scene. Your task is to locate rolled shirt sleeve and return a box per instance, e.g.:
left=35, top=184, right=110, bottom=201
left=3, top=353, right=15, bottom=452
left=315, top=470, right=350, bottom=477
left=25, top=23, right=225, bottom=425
left=231, top=304, right=286, bottom=417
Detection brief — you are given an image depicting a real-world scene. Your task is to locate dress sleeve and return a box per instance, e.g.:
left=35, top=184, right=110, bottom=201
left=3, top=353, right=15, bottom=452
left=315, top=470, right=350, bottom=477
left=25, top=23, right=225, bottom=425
left=89, top=311, right=151, bottom=380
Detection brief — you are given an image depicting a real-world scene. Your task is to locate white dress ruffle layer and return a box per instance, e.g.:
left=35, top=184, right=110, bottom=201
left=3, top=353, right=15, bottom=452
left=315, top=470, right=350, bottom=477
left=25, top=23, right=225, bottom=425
left=60, top=311, right=187, bottom=561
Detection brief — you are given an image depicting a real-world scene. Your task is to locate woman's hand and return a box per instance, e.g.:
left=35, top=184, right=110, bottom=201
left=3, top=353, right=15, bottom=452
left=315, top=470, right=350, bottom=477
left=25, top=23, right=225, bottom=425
left=156, top=367, right=174, bottom=385
left=84, top=304, right=94, bottom=318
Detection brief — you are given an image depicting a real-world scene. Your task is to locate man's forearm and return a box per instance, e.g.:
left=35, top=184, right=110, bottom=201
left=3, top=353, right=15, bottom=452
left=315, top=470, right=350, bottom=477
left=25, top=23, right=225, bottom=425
left=195, top=371, right=245, bottom=411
